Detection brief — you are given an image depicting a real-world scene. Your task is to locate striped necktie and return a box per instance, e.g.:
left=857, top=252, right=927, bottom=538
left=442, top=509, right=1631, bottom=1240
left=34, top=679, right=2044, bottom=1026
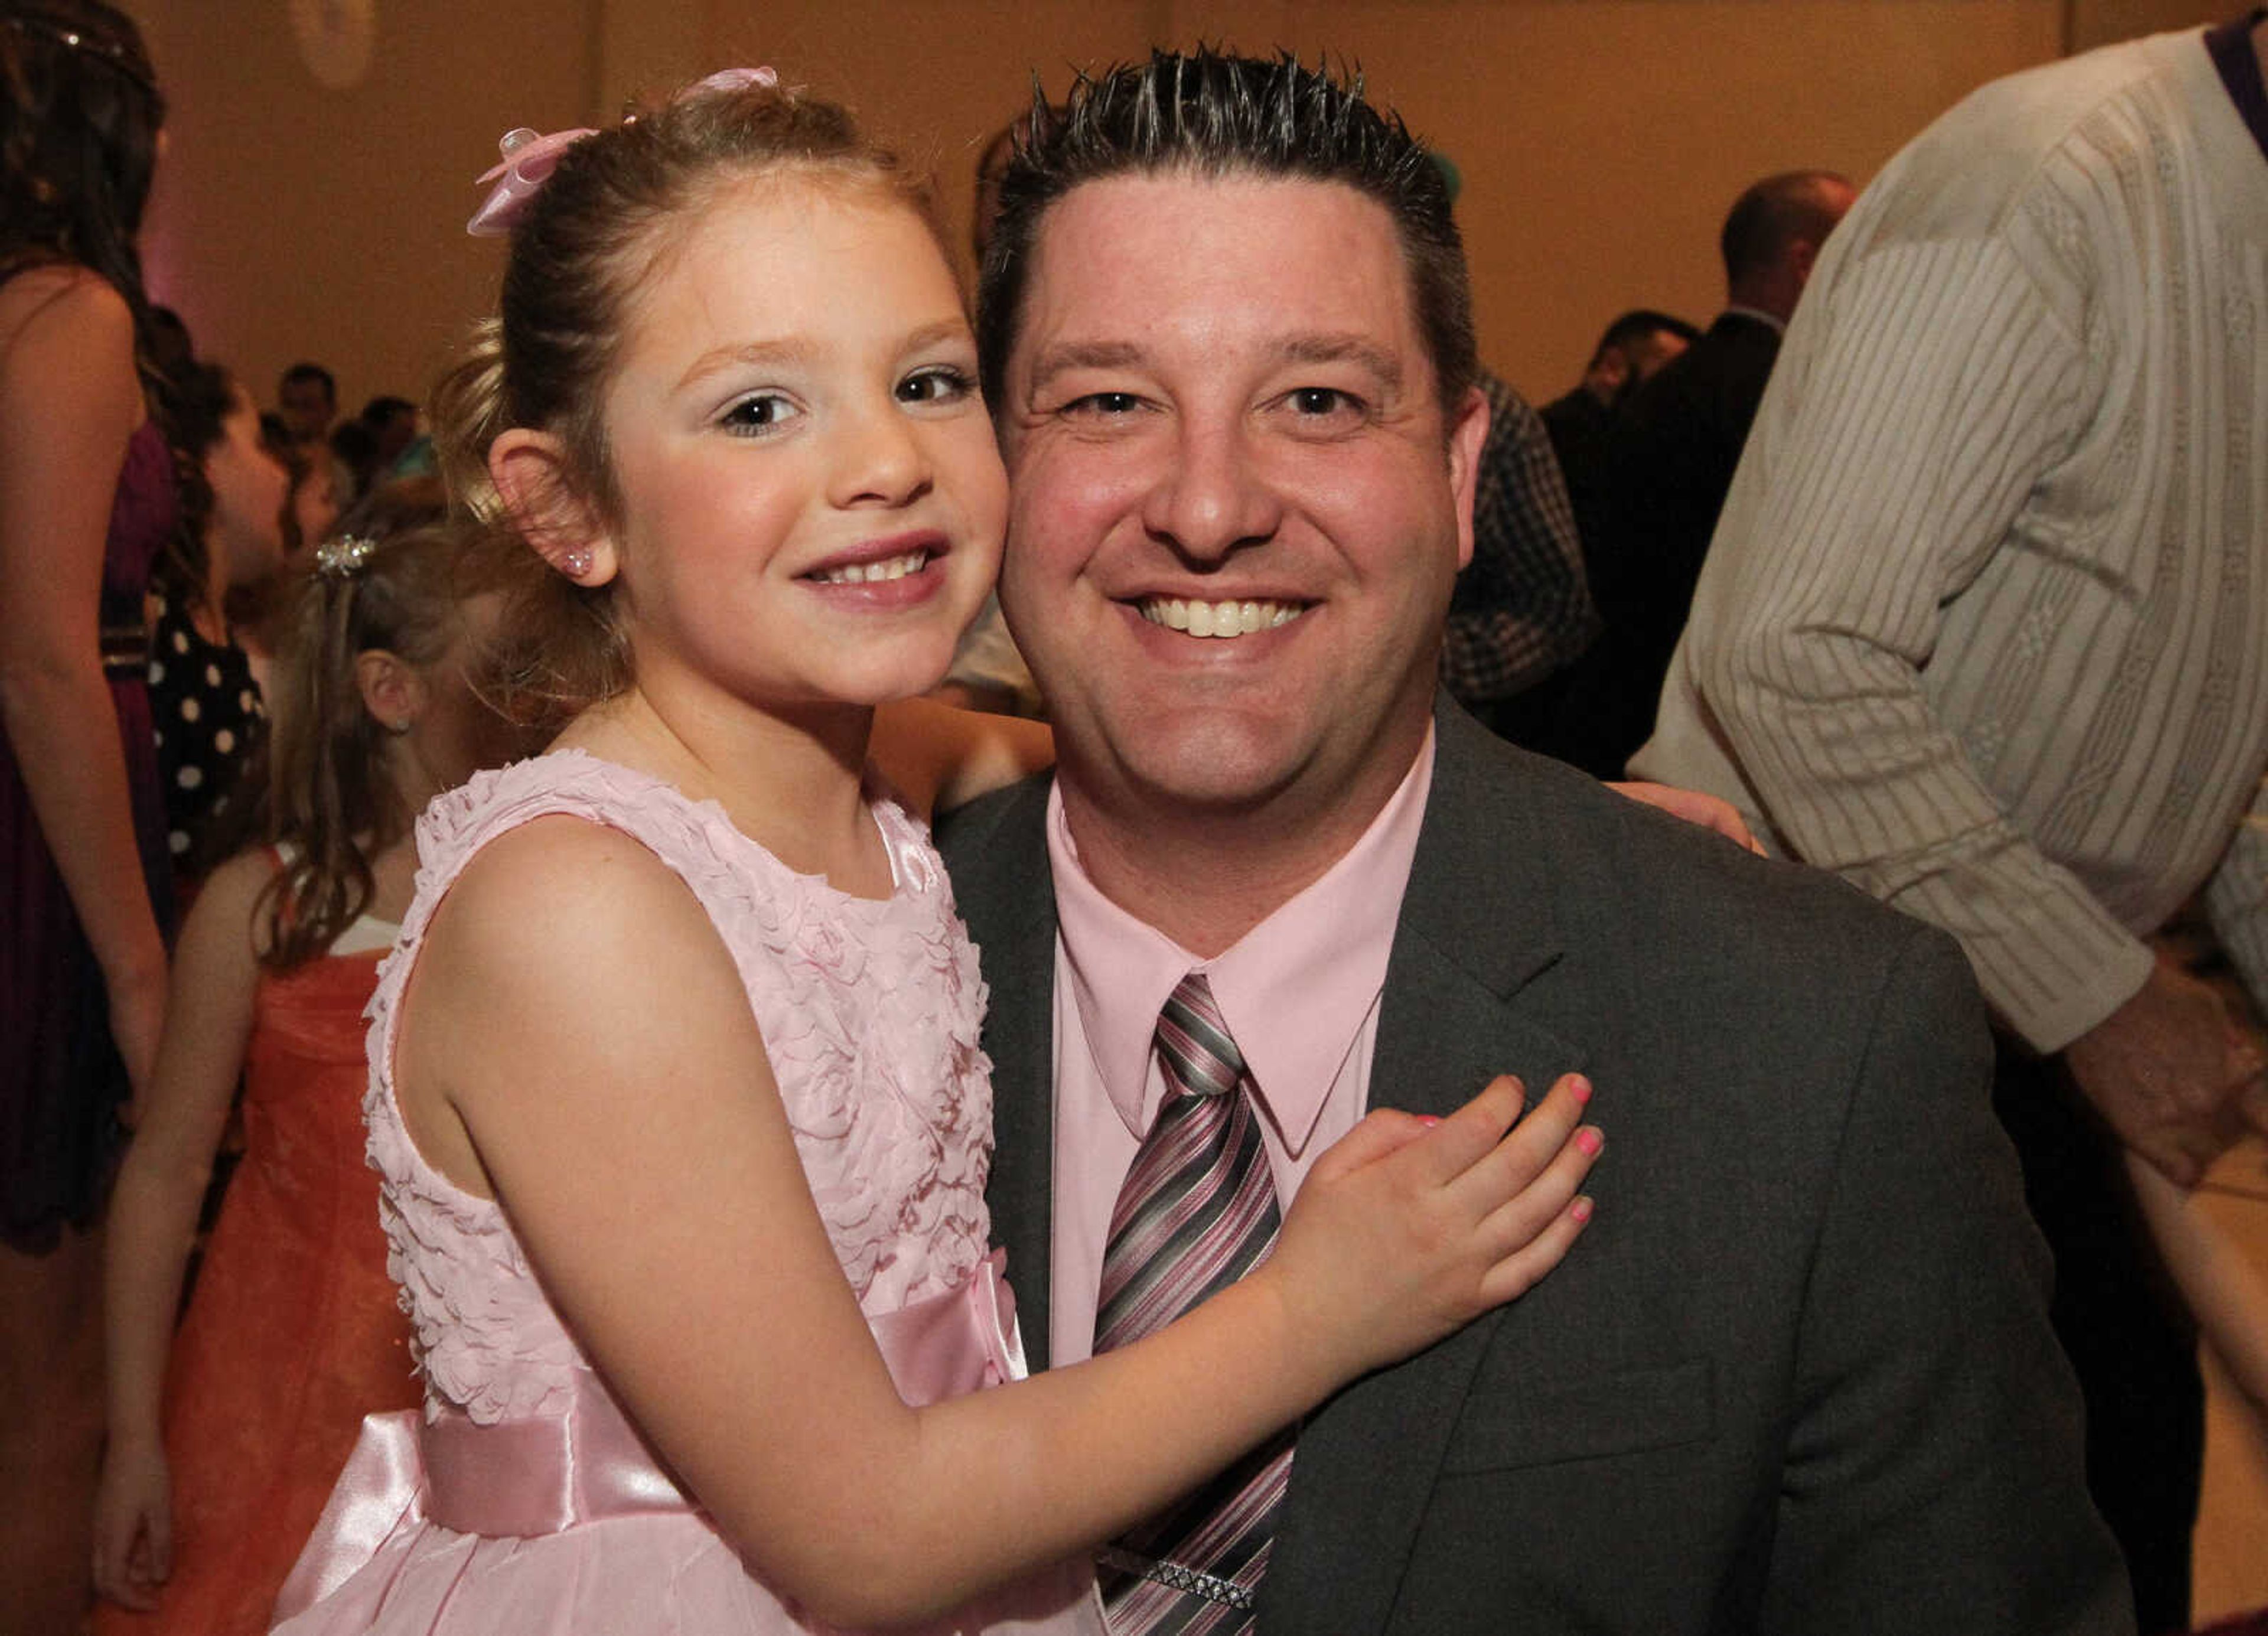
left=1094, top=970, right=1291, bottom=1635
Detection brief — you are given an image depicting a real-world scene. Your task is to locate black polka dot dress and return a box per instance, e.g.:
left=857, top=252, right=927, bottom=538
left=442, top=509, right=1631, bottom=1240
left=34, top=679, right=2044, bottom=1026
left=148, top=588, right=266, bottom=875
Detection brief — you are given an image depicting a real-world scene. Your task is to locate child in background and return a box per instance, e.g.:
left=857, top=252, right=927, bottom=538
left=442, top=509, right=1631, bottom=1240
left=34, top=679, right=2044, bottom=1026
left=272, top=71, right=1602, bottom=1634
left=147, top=363, right=289, bottom=888
left=93, top=511, right=532, bottom=1634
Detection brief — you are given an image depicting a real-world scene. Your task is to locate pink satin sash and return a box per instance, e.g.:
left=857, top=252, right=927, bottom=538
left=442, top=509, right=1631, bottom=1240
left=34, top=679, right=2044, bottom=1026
left=871, top=1249, right=1024, bottom=1402
left=275, top=1253, right=1025, bottom=1621
left=422, top=1385, right=687, bottom=1534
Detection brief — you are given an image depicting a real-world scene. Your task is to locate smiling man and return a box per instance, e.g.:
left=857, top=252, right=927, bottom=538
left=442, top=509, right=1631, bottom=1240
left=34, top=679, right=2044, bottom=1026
left=937, top=49, right=2129, bottom=1635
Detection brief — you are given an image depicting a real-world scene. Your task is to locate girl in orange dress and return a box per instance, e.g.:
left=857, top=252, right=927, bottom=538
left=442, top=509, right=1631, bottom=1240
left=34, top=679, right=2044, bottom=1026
left=90, top=510, right=533, bottom=1635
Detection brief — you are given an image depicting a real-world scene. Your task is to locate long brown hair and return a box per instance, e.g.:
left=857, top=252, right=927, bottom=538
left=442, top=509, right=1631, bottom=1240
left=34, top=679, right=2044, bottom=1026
left=0, top=4, right=195, bottom=558
left=432, top=73, right=940, bottom=735
left=253, top=482, right=467, bottom=969
left=0, top=1, right=162, bottom=296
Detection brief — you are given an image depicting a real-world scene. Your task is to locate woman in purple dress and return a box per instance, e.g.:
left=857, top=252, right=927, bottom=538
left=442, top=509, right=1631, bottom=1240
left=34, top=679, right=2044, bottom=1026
left=0, top=5, right=177, bottom=1630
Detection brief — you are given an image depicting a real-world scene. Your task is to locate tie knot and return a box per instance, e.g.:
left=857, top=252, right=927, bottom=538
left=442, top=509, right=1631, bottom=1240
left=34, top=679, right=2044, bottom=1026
left=1156, top=970, right=1246, bottom=1099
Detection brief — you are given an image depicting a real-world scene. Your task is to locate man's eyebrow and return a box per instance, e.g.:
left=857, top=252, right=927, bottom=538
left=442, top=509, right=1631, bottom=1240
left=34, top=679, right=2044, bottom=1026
left=1021, top=333, right=1406, bottom=395
left=1278, top=333, right=1404, bottom=390
left=1023, top=340, right=1148, bottom=396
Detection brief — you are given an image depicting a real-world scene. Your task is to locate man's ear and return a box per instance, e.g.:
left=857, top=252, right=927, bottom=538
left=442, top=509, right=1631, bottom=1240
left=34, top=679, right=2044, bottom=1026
left=489, top=428, right=617, bottom=586
left=1445, top=383, right=1490, bottom=573
left=355, top=647, right=429, bottom=736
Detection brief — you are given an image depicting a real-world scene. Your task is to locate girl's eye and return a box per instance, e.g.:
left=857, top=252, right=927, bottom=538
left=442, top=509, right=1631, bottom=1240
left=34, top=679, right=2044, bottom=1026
left=898, top=366, right=975, bottom=406
left=721, top=393, right=800, bottom=435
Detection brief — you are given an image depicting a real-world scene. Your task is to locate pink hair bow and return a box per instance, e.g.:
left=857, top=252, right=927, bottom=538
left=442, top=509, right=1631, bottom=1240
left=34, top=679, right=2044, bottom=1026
left=464, top=67, right=781, bottom=239
left=466, top=125, right=599, bottom=237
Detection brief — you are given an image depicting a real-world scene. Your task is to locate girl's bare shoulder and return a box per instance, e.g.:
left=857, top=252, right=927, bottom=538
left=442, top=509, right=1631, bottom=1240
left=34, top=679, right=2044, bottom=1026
left=415, top=813, right=715, bottom=1017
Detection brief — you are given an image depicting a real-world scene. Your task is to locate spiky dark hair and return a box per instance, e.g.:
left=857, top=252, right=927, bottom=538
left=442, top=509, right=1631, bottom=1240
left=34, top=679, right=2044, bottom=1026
left=975, top=47, right=1475, bottom=414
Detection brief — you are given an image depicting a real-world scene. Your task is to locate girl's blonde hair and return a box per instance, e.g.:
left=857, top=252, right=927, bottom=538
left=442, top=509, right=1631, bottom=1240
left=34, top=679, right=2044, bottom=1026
left=432, top=75, right=942, bottom=734
left=253, top=480, right=468, bottom=969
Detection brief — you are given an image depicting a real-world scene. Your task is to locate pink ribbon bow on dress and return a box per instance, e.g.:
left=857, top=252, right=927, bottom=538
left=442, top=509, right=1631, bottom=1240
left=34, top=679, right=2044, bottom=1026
left=465, top=67, right=780, bottom=237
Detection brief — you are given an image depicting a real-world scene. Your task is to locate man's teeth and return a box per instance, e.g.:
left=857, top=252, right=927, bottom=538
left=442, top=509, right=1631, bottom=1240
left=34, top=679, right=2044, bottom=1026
left=814, top=549, right=928, bottom=585
left=1139, top=598, right=1304, bottom=637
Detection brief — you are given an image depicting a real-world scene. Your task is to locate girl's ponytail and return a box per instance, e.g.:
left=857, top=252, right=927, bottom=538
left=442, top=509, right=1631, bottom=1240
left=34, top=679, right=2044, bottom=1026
left=253, top=485, right=464, bottom=969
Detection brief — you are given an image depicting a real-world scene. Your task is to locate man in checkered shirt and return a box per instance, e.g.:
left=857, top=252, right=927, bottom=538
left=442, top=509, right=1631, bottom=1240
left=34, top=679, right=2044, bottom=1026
left=1438, top=370, right=1598, bottom=732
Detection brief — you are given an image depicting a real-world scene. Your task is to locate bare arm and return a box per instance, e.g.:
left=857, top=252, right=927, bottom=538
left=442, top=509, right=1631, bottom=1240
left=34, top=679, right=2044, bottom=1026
left=871, top=693, right=1053, bottom=819
left=1605, top=781, right=1763, bottom=854
left=402, top=819, right=1595, bottom=1628
left=90, top=852, right=271, bottom=1608
left=0, top=269, right=170, bottom=1099
left=2126, top=1152, right=2268, bottom=1427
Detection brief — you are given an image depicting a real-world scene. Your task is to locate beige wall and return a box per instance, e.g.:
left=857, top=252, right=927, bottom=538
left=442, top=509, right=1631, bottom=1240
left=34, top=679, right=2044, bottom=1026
left=125, top=0, right=2231, bottom=419
left=589, top=1, right=1165, bottom=259
left=133, top=0, right=596, bottom=422
left=2072, top=0, right=2228, bottom=48
left=1152, top=1, right=2066, bottom=395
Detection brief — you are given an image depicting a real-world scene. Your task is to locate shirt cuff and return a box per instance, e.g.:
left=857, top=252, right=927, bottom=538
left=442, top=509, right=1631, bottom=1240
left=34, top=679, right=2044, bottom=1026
left=1974, top=920, right=2155, bottom=1056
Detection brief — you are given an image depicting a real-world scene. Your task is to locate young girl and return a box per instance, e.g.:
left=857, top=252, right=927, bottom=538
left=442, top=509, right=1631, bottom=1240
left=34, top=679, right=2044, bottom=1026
left=93, top=507, right=532, bottom=1634
left=273, top=74, right=1601, bottom=1634
left=148, top=362, right=291, bottom=889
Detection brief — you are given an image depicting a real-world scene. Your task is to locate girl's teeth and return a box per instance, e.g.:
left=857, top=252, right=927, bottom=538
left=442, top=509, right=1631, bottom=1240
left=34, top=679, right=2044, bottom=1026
left=819, top=550, right=927, bottom=585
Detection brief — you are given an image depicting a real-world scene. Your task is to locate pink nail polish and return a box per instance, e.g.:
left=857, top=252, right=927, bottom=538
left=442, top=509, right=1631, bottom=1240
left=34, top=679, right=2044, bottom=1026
left=1569, top=1076, right=1592, bottom=1106
left=1570, top=1196, right=1594, bottom=1224
left=1416, top=1114, right=1442, bottom=1128
left=1575, top=1127, right=1602, bottom=1157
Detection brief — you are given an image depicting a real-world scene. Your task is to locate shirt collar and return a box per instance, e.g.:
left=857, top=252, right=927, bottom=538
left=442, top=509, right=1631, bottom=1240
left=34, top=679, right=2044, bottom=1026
left=1047, top=726, right=1436, bottom=1156
left=1720, top=303, right=1787, bottom=336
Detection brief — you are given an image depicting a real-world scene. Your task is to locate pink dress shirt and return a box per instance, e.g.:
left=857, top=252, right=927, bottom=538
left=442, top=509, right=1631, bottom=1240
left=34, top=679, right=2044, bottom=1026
left=1043, top=729, right=1436, bottom=1364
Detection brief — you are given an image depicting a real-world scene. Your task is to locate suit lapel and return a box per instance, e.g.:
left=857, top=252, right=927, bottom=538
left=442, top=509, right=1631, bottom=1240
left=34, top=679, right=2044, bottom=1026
left=951, top=776, right=1063, bottom=1373
left=1264, top=701, right=1586, bottom=1636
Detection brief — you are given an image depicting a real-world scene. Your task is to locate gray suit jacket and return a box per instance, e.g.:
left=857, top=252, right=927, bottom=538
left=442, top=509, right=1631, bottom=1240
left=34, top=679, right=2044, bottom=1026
left=937, top=699, right=2130, bottom=1634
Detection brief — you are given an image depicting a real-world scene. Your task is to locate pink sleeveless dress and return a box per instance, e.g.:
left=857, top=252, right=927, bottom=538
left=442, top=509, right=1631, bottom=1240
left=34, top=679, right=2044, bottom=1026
left=271, top=751, right=1102, bottom=1635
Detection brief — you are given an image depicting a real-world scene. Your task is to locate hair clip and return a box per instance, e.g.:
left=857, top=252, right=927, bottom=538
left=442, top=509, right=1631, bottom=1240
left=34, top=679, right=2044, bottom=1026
left=2, top=12, right=159, bottom=97
left=466, top=124, right=598, bottom=237
left=315, top=533, right=376, bottom=579
left=465, top=67, right=780, bottom=239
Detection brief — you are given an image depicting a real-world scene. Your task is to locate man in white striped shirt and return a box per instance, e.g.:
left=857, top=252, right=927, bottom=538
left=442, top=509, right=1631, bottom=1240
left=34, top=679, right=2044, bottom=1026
left=1635, top=15, right=2268, bottom=1630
